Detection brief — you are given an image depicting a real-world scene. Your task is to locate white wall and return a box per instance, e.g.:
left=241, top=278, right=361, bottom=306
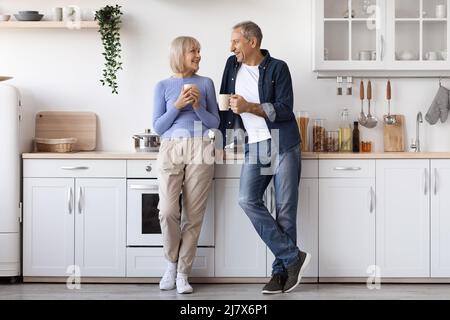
left=1, top=0, right=450, bottom=152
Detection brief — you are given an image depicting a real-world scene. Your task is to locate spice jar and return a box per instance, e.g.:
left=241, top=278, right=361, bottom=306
left=326, top=131, right=339, bottom=152
left=313, top=119, right=326, bottom=152
left=361, top=141, right=372, bottom=153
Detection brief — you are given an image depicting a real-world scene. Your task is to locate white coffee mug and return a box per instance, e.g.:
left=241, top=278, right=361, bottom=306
left=425, top=51, right=439, bottom=60
left=371, top=51, right=376, bottom=61
left=218, top=94, right=231, bottom=111
left=359, top=50, right=372, bottom=61
left=52, top=7, right=63, bottom=21
left=436, top=4, right=447, bottom=18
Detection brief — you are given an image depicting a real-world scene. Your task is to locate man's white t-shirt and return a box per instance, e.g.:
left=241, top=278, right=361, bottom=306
left=235, top=63, right=271, bottom=144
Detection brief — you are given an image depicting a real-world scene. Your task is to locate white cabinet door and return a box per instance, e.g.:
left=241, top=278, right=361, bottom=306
left=23, top=178, right=75, bottom=276
left=267, top=178, right=319, bottom=278
left=74, top=179, right=126, bottom=277
left=376, top=160, right=430, bottom=277
left=313, top=0, right=387, bottom=71
left=319, top=178, right=375, bottom=277
left=385, top=0, right=450, bottom=70
left=431, top=160, right=450, bottom=277
left=215, top=179, right=266, bottom=277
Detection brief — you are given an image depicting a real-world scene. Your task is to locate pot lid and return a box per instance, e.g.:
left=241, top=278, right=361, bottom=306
left=134, top=129, right=159, bottom=137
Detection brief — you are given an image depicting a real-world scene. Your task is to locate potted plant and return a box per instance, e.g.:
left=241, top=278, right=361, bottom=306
left=95, top=5, right=123, bottom=94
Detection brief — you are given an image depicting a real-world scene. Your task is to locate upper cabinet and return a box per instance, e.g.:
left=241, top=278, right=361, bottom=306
left=313, top=0, right=450, bottom=71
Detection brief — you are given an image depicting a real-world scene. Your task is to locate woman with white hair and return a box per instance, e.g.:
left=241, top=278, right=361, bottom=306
left=152, top=36, right=219, bottom=294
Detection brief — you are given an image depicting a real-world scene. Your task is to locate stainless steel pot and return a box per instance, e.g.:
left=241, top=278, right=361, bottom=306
left=132, top=129, right=160, bottom=152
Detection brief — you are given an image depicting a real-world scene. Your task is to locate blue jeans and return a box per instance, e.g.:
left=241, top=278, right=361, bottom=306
left=238, top=140, right=301, bottom=275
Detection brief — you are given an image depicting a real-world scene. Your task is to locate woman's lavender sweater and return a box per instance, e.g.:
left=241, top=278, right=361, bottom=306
left=152, top=74, right=220, bottom=139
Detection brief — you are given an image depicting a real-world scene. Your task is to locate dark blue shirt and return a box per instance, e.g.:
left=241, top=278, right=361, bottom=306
left=219, top=49, right=300, bottom=154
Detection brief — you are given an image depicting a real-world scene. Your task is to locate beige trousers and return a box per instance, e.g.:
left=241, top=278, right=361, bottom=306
left=157, top=137, right=214, bottom=274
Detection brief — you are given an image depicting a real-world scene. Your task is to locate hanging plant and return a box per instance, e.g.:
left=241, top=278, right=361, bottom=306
left=95, top=5, right=123, bottom=94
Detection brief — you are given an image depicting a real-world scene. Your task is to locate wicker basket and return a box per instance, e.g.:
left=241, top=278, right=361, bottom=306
left=35, top=137, right=77, bottom=153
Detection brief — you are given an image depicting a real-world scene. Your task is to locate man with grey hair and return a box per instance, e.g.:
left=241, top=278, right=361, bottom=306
left=219, top=21, right=311, bottom=294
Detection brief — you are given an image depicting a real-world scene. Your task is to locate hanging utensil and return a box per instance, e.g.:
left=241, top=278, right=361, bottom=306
left=385, top=80, right=396, bottom=125
left=366, top=80, right=378, bottom=128
left=358, top=80, right=368, bottom=126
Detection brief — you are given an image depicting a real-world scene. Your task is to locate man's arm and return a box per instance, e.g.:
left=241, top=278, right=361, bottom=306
left=229, top=95, right=267, bottom=119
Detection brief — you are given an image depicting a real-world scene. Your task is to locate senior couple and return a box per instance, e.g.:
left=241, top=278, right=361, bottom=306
left=152, top=21, right=310, bottom=295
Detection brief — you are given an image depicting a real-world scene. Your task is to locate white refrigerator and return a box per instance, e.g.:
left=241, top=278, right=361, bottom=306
left=0, top=83, right=21, bottom=279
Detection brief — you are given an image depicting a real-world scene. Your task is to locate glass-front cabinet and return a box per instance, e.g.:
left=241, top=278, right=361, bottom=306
left=313, top=0, right=450, bottom=71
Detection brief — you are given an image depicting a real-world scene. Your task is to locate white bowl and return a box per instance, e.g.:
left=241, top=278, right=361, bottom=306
left=0, top=14, right=11, bottom=21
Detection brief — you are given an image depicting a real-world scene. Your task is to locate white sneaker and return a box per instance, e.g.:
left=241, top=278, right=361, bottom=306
left=159, top=269, right=176, bottom=290
left=176, top=277, right=193, bottom=294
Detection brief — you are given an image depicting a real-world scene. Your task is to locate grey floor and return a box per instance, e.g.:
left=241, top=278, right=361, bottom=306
left=2, top=283, right=450, bottom=300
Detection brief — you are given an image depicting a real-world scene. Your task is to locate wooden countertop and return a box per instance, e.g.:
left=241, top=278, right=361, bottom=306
left=22, top=151, right=450, bottom=160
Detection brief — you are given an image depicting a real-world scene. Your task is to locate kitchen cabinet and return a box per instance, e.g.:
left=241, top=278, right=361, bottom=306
left=23, top=160, right=126, bottom=277
left=266, top=161, right=319, bottom=278
left=376, top=160, right=430, bottom=277
left=313, top=0, right=450, bottom=71
left=214, top=177, right=267, bottom=277
left=431, top=160, right=450, bottom=277
left=318, top=160, right=375, bottom=277
left=23, top=178, right=75, bottom=276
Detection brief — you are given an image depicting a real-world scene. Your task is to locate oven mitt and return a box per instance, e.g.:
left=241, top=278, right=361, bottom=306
left=425, top=86, right=449, bottom=125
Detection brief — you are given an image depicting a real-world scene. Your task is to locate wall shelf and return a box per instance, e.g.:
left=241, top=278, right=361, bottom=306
left=0, top=21, right=99, bottom=29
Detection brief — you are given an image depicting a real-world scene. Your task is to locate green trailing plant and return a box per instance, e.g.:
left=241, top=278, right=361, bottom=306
left=95, top=5, right=123, bottom=94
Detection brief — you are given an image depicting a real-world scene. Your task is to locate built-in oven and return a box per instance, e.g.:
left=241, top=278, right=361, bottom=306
left=126, top=160, right=214, bottom=247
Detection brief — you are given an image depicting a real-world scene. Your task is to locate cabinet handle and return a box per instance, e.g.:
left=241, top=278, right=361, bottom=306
left=61, top=166, right=89, bottom=170
left=368, top=187, right=374, bottom=213
left=68, top=187, right=73, bottom=214
left=333, top=167, right=362, bottom=171
left=424, top=168, right=428, bottom=195
left=78, top=187, right=83, bottom=214
left=129, top=185, right=159, bottom=191
left=380, top=35, right=385, bottom=61
left=434, top=168, right=438, bottom=195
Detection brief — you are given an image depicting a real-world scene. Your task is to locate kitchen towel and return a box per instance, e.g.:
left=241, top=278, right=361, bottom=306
left=425, top=86, right=449, bottom=125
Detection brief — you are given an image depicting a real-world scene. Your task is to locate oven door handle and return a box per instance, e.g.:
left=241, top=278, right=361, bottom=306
left=129, top=185, right=159, bottom=191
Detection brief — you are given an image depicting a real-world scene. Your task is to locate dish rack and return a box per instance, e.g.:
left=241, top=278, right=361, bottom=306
left=35, top=137, right=77, bottom=153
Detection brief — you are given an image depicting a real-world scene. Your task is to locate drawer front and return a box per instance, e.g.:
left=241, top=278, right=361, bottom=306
left=214, top=164, right=242, bottom=178
left=126, top=247, right=214, bottom=277
left=127, top=160, right=159, bottom=178
left=215, top=160, right=318, bottom=179
left=319, top=160, right=375, bottom=178
left=302, top=160, right=318, bottom=178
left=23, top=159, right=126, bottom=178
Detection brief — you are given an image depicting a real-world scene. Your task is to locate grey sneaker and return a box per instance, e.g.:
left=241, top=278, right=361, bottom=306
left=262, top=273, right=286, bottom=294
left=284, top=251, right=311, bottom=293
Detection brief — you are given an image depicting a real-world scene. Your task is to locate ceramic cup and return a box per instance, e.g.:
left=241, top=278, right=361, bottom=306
left=359, top=50, right=372, bottom=61
left=441, top=50, right=447, bottom=60
left=52, top=7, right=63, bottom=21
left=371, top=51, right=376, bottom=60
left=218, top=94, right=231, bottom=111
left=436, top=4, right=447, bottom=18
left=425, top=51, right=439, bottom=60
left=183, top=84, right=197, bottom=104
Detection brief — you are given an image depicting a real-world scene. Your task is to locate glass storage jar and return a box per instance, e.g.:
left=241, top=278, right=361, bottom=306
left=313, top=119, right=326, bottom=152
left=326, top=130, right=339, bottom=152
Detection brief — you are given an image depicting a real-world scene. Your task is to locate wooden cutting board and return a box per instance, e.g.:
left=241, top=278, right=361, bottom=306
left=383, top=115, right=405, bottom=152
left=35, top=112, right=97, bottom=151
